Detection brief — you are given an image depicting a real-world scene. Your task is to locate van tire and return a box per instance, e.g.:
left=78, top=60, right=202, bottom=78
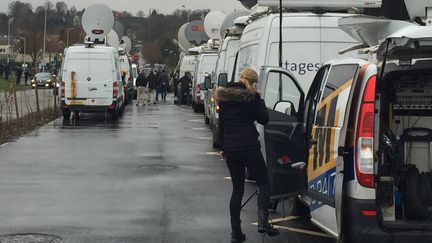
left=205, top=115, right=209, bottom=125
left=110, top=108, right=120, bottom=120
left=193, top=104, right=199, bottom=113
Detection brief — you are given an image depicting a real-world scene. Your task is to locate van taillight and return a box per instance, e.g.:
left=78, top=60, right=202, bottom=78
left=61, top=81, right=65, bottom=97
left=216, top=104, right=220, bottom=113
left=113, top=81, right=118, bottom=98
left=196, top=85, right=201, bottom=94
left=355, top=75, right=376, bottom=188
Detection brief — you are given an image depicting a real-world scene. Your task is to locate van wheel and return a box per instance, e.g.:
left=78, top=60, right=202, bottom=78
left=119, top=105, right=124, bottom=116
left=110, top=108, right=120, bottom=120
left=62, top=109, right=71, bottom=119
left=205, top=115, right=209, bottom=125
left=193, top=104, right=199, bottom=113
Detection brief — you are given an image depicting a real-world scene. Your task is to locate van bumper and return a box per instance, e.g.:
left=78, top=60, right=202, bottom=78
left=344, top=197, right=432, bottom=243
left=61, top=101, right=118, bottom=112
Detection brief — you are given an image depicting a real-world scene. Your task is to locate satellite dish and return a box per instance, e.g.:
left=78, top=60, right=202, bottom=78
left=106, top=30, right=120, bottom=49
left=185, top=20, right=210, bottom=46
left=178, top=23, right=195, bottom=52
left=404, top=0, right=429, bottom=19
left=120, top=36, right=132, bottom=53
left=82, top=4, right=114, bottom=40
left=220, top=10, right=251, bottom=37
left=238, top=0, right=257, bottom=9
left=204, top=11, right=227, bottom=40
left=113, top=21, right=125, bottom=38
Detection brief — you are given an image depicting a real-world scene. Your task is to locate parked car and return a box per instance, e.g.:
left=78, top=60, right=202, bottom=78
left=31, top=72, right=55, bottom=88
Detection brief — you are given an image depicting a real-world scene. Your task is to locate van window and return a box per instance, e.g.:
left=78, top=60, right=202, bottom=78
left=265, top=71, right=302, bottom=112
left=316, top=64, right=358, bottom=126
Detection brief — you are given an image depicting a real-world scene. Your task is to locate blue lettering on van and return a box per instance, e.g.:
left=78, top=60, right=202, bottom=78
left=283, top=61, right=321, bottom=75
left=308, top=167, right=336, bottom=212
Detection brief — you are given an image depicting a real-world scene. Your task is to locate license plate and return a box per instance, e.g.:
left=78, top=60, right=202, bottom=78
left=69, top=100, right=85, bottom=105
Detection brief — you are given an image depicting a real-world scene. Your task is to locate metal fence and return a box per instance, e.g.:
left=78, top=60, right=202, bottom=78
left=0, top=86, right=58, bottom=124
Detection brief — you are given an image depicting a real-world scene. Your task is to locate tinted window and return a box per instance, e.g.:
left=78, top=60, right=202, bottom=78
left=321, top=65, right=358, bottom=100
left=316, top=64, right=358, bottom=126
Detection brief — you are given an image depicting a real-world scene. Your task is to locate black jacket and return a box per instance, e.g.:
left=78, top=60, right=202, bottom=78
left=148, top=73, right=158, bottom=89
left=216, top=83, right=269, bottom=152
left=136, top=72, right=148, bottom=87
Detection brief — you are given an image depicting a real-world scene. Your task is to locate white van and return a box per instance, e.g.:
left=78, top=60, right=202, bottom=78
left=255, top=16, right=432, bottom=243
left=192, top=52, right=218, bottom=112
left=60, top=44, right=125, bottom=120
left=179, top=54, right=198, bottom=79
left=235, top=11, right=359, bottom=92
left=204, top=36, right=241, bottom=146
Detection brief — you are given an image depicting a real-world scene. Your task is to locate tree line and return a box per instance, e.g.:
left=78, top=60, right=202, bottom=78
left=0, top=1, right=210, bottom=68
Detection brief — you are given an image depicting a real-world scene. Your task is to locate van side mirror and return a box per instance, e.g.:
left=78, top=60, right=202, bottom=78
left=218, top=73, right=228, bottom=87
left=274, top=101, right=296, bottom=115
left=204, top=76, right=212, bottom=90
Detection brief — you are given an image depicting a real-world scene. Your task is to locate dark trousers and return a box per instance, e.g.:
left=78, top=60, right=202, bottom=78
left=225, top=149, right=271, bottom=222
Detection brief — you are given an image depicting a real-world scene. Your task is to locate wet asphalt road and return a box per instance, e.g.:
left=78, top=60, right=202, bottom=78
left=0, top=96, right=333, bottom=243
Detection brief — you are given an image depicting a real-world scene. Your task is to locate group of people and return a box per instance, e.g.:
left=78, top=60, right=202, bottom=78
left=135, top=68, right=170, bottom=106
left=0, top=63, right=30, bottom=85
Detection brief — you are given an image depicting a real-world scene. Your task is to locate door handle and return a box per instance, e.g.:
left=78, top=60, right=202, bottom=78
left=89, top=87, right=98, bottom=91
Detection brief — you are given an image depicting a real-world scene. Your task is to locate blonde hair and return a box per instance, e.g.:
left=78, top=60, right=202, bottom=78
left=239, top=68, right=258, bottom=91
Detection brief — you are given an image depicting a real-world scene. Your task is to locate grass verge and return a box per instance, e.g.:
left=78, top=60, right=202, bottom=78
left=0, top=77, right=31, bottom=91
left=0, top=109, right=60, bottom=145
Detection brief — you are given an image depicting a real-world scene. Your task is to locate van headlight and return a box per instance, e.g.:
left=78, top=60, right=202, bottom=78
left=31, top=79, right=35, bottom=83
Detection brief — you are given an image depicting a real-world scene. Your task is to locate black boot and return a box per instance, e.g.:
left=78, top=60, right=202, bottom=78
left=258, top=209, right=279, bottom=236
left=231, top=219, right=246, bottom=243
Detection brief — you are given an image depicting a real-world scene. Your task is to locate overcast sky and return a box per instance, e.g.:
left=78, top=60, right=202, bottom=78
left=2, top=0, right=246, bottom=15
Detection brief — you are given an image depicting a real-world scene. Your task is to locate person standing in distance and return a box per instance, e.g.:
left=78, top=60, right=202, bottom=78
left=148, top=70, right=158, bottom=104
left=135, top=70, right=148, bottom=106
left=216, top=68, right=279, bottom=242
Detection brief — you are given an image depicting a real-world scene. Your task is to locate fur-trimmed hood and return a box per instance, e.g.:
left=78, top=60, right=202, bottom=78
left=215, top=83, right=257, bottom=103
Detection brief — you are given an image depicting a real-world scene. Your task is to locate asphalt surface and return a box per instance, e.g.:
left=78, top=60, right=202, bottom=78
left=0, top=96, right=333, bottom=243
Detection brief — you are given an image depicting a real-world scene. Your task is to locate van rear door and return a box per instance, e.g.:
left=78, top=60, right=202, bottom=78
left=258, top=66, right=306, bottom=199
left=307, top=62, right=371, bottom=239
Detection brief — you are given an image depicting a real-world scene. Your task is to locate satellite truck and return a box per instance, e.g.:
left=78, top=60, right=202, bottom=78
left=249, top=0, right=432, bottom=242
left=206, top=10, right=251, bottom=147
left=60, top=4, right=125, bottom=120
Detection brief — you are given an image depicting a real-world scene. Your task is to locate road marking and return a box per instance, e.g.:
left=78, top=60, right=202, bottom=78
left=268, top=216, right=299, bottom=223
left=188, top=119, right=203, bottom=123
left=192, top=128, right=208, bottom=131
left=206, top=151, right=222, bottom=156
left=251, top=223, right=331, bottom=238
left=197, top=137, right=211, bottom=140
left=224, top=177, right=255, bottom=183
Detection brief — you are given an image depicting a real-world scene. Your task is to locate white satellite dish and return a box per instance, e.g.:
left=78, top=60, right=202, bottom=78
left=220, top=10, right=251, bottom=37
left=204, top=11, right=227, bottom=40
left=404, top=0, right=430, bottom=19
left=178, top=23, right=194, bottom=52
left=106, top=30, right=120, bottom=49
left=82, top=4, right=114, bottom=41
left=120, top=36, right=132, bottom=53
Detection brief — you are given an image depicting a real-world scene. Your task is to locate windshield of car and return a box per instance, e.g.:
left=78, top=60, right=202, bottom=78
left=35, top=73, right=51, bottom=79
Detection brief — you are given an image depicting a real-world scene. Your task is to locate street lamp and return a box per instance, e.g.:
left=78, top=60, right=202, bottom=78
left=42, top=0, right=47, bottom=72
left=181, top=5, right=190, bottom=22
left=7, top=17, right=15, bottom=64
left=66, top=26, right=80, bottom=47
left=17, top=37, right=26, bottom=68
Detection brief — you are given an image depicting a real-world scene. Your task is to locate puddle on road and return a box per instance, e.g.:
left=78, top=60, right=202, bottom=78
left=0, top=233, right=62, bottom=243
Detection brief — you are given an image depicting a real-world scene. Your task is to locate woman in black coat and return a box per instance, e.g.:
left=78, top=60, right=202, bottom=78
left=216, top=68, right=279, bottom=242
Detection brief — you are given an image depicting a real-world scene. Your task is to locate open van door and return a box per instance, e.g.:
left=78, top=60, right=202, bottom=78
left=258, top=66, right=306, bottom=200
